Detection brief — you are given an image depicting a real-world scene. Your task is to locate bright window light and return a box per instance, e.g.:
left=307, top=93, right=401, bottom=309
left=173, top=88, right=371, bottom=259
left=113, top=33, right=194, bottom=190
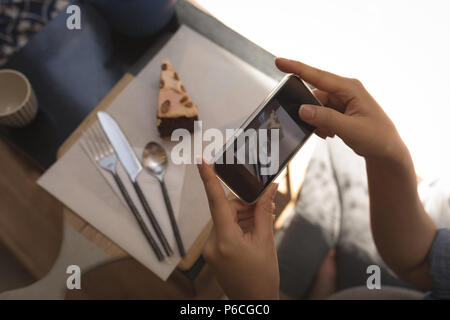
left=196, top=0, right=450, bottom=180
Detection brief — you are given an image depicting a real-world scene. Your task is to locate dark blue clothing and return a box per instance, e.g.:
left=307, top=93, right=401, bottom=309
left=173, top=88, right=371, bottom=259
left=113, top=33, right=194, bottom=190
left=428, top=228, right=450, bottom=299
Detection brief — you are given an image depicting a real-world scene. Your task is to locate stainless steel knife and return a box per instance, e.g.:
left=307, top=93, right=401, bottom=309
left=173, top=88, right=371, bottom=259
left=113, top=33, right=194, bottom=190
left=97, top=111, right=173, bottom=257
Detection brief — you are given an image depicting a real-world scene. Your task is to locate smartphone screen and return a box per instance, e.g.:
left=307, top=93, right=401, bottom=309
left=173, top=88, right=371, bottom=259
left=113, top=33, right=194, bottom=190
left=214, top=75, right=321, bottom=203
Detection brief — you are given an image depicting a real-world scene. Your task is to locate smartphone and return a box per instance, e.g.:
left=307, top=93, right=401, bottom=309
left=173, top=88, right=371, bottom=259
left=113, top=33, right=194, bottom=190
left=213, top=74, right=322, bottom=203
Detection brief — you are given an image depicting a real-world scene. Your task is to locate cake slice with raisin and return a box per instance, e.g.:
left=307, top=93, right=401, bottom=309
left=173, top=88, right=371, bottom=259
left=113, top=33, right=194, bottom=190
left=156, top=60, right=199, bottom=137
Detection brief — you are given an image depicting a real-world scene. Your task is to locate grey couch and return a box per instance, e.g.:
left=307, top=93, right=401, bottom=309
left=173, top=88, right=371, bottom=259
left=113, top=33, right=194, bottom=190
left=276, top=137, right=450, bottom=299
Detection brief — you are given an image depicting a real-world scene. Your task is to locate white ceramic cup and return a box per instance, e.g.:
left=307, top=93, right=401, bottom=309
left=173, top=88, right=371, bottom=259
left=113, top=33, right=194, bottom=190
left=0, top=69, right=38, bottom=127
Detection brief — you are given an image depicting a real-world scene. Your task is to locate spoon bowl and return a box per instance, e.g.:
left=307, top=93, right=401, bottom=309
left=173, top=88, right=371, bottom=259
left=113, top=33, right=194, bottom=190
left=142, top=142, right=168, bottom=179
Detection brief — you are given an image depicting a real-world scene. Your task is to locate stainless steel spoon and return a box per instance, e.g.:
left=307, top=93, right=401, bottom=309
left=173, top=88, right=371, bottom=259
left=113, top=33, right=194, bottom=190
left=142, top=142, right=186, bottom=257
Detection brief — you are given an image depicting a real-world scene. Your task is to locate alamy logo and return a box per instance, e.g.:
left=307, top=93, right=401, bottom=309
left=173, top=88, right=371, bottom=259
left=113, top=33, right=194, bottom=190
left=366, top=265, right=381, bottom=290
left=66, top=265, right=81, bottom=290
left=66, top=5, right=81, bottom=30
left=170, top=121, right=280, bottom=176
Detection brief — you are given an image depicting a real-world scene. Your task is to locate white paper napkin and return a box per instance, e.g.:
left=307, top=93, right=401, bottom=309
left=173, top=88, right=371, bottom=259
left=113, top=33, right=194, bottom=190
left=83, top=143, right=186, bottom=261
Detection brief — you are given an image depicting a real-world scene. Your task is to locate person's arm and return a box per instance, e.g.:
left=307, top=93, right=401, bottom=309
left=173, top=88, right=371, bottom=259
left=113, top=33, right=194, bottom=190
left=365, top=147, right=436, bottom=289
left=275, top=58, right=437, bottom=290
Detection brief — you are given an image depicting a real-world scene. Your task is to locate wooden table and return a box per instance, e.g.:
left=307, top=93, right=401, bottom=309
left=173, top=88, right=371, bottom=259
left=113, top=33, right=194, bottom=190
left=0, top=138, right=62, bottom=281
left=57, top=70, right=311, bottom=253
left=57, top=73, right=213, bottom=272
left=0, top=74, right=310, bottom=299
left=0, top=73, right=310, bottom=298
left=57, top=70, right=313, bottom=271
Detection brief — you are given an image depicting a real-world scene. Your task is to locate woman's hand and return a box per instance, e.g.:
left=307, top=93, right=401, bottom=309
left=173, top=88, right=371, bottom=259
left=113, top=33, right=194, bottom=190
left=197, top=159, right=280, bottom=300
left=274, top=58, right=436, bottom=289
left=275, top=57, right=407, bottom=163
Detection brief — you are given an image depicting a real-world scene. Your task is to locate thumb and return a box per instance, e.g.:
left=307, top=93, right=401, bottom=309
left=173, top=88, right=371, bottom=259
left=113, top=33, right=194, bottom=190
left=253, top=183, right=278, bottom=239
left=299, top=104, right=354, bottom=139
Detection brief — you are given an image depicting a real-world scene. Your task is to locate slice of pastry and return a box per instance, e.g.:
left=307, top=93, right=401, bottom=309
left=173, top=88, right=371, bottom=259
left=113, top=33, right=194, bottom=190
left=156, top=60, right=199, bottom=137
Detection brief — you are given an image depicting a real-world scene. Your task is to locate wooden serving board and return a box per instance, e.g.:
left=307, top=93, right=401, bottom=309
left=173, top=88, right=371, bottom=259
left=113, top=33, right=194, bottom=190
left=57, top=73, right=212, bottom=271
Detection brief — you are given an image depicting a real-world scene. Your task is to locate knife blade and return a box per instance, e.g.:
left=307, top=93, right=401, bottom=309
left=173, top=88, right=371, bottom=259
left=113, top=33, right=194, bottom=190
left=97, top=111, right=142, bottom=182
left=97, top=111, right=174, bottom=257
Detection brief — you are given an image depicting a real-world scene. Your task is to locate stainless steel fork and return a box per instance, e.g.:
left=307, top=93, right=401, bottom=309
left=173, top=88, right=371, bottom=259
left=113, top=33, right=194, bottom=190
left=81, top=123, right=165, bottom=261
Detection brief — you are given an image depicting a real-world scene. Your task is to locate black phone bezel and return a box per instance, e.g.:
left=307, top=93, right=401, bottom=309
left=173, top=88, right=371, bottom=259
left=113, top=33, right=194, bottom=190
left=213, top=75, right=322, bottom=203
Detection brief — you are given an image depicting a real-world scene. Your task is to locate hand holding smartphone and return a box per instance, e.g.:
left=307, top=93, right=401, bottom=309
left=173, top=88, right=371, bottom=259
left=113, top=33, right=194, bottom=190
left=213, top=74, right=322, bottom=203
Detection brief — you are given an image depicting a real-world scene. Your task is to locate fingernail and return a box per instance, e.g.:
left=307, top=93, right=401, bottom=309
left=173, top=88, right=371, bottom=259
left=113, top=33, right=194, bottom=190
left=300, top=105, right=315, bottom=120
left=203, top=157, right=211, bottom=166
left=196, top=156, right=205, bottom=169
left=271, top=202, right=276, bottom=210
left=276, top=57, right=289, bottom=63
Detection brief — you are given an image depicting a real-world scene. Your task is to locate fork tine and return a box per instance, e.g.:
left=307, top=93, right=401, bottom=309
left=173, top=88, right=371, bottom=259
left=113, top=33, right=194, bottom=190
left=93, top=122, right=109, bottom=156
left=86, top=128, right=99, bottom=160
left=88, top=125, right=104, bottom=159
left=80, top=130, right=95, bottom=160
left=96, top=122, right=113, bottom=155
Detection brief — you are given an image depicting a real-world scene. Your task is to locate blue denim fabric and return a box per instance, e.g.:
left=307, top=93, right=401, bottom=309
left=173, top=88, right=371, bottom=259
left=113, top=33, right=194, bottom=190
left=428, top=228, right=450, bottom=300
